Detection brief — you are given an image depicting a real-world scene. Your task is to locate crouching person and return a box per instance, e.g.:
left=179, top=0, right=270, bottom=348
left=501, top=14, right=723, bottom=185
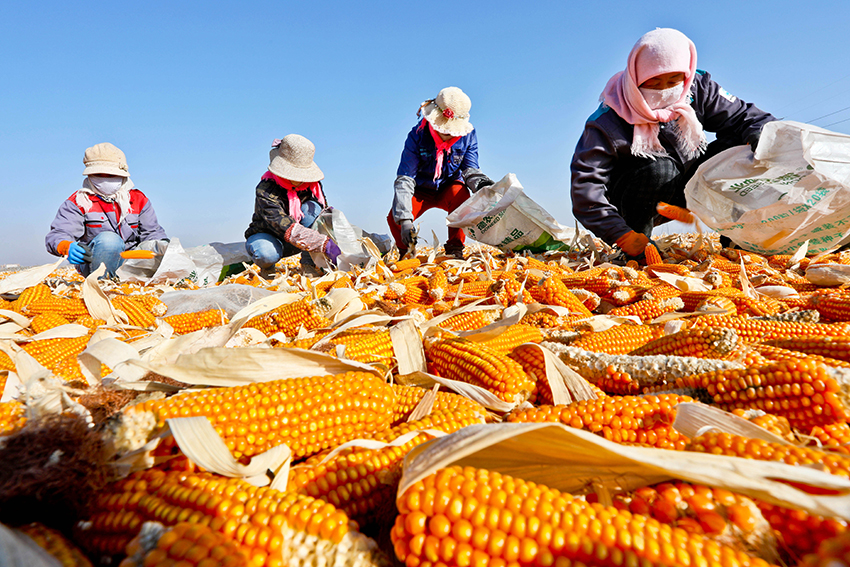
left=245, top=134, right=341, bottom=277
left=45, top=142, right=169, bottom=278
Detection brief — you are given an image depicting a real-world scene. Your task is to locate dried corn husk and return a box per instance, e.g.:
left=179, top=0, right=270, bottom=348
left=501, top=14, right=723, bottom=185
left=0, top=260, right=63, bottom=295
left=672, top=402, right=791, bottom=444
left=806, top=263, right=850, bottom=286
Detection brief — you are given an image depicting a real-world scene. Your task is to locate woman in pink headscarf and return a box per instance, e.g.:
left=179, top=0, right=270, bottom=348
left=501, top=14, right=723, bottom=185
left=570, top=28, right=775, bottom=259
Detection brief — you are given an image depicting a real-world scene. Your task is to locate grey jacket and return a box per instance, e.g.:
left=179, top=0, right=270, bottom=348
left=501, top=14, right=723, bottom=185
left=570, top=70, right=776, bottom=244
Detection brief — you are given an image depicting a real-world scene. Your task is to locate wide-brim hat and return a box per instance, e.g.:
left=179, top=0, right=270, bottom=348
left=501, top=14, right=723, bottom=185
left=82, top=142, right=130, bottom=177
left=421, top=86, right=474, bottom=137
left=268, top=134, right=324, bottom=183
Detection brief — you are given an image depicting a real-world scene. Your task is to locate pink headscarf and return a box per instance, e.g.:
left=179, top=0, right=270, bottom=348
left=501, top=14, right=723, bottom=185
left=601, top=28, right=707, bottom=160
left=261, top=170, right=326, bottom=224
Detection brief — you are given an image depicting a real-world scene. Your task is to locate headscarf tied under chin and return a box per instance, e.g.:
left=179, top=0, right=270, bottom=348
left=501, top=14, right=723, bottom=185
left=601, top=28, right=707, bottom=160
left=75, top=177, right=134, bottom=220
left=261, top=171, right=325, bottom=224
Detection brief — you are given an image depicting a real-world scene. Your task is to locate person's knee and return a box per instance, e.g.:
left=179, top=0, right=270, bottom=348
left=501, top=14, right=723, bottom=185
left=91, top=231, right=125, bottom=250
left=299, top=201, right=324, bottom=228
left=246, top=235, right=283, bottom=267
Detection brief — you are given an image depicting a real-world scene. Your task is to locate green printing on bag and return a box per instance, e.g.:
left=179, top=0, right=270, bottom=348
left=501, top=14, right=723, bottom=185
left=511, top=232, right=569, bottom=253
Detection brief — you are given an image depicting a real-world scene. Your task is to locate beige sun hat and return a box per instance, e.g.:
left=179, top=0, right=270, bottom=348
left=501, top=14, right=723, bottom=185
left=420, top=86, right=474, bottom=137
left=82, top=142, right=130, bottom=177
left=268, top=134, right=324, bottom=183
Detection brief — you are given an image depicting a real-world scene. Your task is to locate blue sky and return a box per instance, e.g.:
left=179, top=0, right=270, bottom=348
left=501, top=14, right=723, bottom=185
left=3, top=1, right=850, bottom=265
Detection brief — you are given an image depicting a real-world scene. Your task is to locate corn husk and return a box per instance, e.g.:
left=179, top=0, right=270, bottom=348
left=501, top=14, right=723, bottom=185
left=513, top=343, right=596, bottom=405
left=0, top=260, right=63, bottom=295
left=0, top=523, right=63, bottom=567
left=652, top=270, right=711, bottom=292
left=14, top=324, right=89, bottom=343
left=0, top=311, right=31, bottom=329
left=407, top=384, right=439, bottom=422
left=81, top=265, right=121, bottom=324
left=806, top=263, right=850, bottom=286
left=390, top=319, right=426, bottom=374
left=398, top=422, right=850, bottom=520
left=395, top=371, right=515, bottom=413
left=672, top=402, right=791, bottom=444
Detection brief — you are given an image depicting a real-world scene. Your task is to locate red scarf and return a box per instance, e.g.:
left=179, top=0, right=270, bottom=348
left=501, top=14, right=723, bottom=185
left=425, top=120, right=461, bottom=182
left=261, top=171, right=325, bottom=223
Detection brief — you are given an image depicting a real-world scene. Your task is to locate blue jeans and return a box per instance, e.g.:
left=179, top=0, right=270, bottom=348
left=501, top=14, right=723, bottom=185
left=246, top=201, right=323, bottom=268
left=75, top=232, right=125, bottom=277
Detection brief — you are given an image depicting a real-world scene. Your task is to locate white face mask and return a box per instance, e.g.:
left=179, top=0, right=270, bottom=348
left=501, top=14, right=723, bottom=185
left=639, top=84, right=685, bottom=110
left=88, top=175, right=124, bottom=198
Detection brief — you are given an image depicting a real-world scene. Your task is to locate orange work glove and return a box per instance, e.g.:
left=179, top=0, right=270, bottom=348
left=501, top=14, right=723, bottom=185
left=614, top=230, right=650, bottom=257
left=56, top=240, right=71, bottom=256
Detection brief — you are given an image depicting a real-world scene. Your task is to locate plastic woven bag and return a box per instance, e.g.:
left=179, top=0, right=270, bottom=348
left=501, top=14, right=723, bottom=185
left=446, top=173, right=576, bottom=252
left=313, top=208, right=392, bottom=271
left=685, top=121, right=850, bottom=255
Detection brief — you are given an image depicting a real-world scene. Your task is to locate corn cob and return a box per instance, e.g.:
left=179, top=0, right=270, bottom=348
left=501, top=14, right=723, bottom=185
left=371, top=407, right=485, bottom=444
left=11, top=283, right=51, bottom=313
left=118, top=521, right=249, bottom=567
left=565, top=275, right=622, bottom=295
left=762, top=336, right=850, bottom=363
left=643, top=242, right=663, bottom=266
left=570, top=288, right=602, bottom=311
left=390, top=384, right=486, bottom=425
left=0, top=400, right=27, bottom=436
left=695, top=295, right=738, bottom=315
left=426, top=338, right=535, bottom=403
left=605, top=284, right=642, bottom=306
left=448, top=280, right=495, bottom=299
left=391, top=258, right=421, bottom=272
left=752, top=309, right=820, bottom=323
left=687, top=315, right=850, bottom=342
left=508, top=344, right=554, bottom=404
left=571, top=325, right=665, bottom=355
left=126, top=295, right=167, bottom=317
left=111, top=295, right=156, bottom=328
left=401, top=282, right=431, bottom=305
left=645, top=263, right=692, bottom=277
left=628, top=327, right=739, bottom=359
left=122, top=371, right=395, bottom=461
left=593, top=481, right=776, bottom=561
left=320, top=326, right=395, bottom=367
left=53, top=356, right=110, bottom=383
left=607, top=296, right=684, bottom=322
left=22, top=335, right=90, bottom=371
left=17, top=522, right=94, bottom=567
left=702, top=269, right=736, bottom=289
left=25, top=296, right=89, bottom=320
left=804, top=422, right=850, bottom=455
left=493, top=275, right=534, bottom=307
left=242, top=299, right=332, bottom=337
left=383, top=281, right=408, bottom=301
left=592, top=365, right=643, bottom=396
left=474, top=324, right=544, bottom=355
left=544, top=342, right=744, bottom=391
left=30, top=311, right=73, bottom=333
left=751, top=343, right=850, bottom=369
left=729, top=409, right=794, bottom=441
left=810, top=292, right=850, bottom=322
left=161, top=309, right=228, bottom=334
left=427, top=268, right=449, bottom=302
left=529, top=276, right=593, bottom=317
left=76, top=468, right=386, bottom=567
left=0, top=350, right=14, bottom=372
left=519, top=310, right=584, bottom=329
left=438, top=310, right=500, bottom=332
left=507, top=393, right=692, bottom=449
left=75, top=315, right=107, bottom=331
left=640, top=282, right=683, bottom=301
left=670, top=358, right=850, bottom=429
left=792, top=516, right=850, bottom=566
left=392, top=465, right=774, bottom=567
left=560, top=265, right=621, bottom=286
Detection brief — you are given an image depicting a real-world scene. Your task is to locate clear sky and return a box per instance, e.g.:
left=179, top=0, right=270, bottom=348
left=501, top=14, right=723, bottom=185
left=3, top=1, right=850, bottom=266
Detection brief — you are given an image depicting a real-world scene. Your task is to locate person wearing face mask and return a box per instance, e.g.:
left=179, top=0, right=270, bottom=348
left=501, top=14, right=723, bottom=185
left=388, top=86, right=494, bottom=259
left=45, top=143, right=169, bottom=277
left=570, top=28, right=776, bottom=260
left=244, top=134, right=341, bottom=277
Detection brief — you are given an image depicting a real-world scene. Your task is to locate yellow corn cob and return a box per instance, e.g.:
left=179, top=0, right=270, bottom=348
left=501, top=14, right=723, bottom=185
left=519, top=310, right=584, bottom=329
left=762, top=335, right=850, bottom=363
left=448, top=280, right=495, bottom=299
left=16, top=523, right=94, bottom=567
left=426, top=338, right=535, bottom=403
left=641, top=282, right=683, bottom=301
left=644, top=242, right=663, bottom=266
left=124, top=294, right=167, bottom=316
left=161, top=309, right=228, bottom=334
left=474, top=324, right=544, bottom=355
left=645, top=263, right=692, bottom=277
left=321, top=326, right=395, bottom=367
left=111, top=295, right=156, bottom=328
left=810, top=291, right=850, bottom=322
left=392, top=465, right=774, bottom=567
left=242, top=299, right=332, bottom=337
left=508, top=344, right=563, bottom=404
left=401, top=281, right=431, bottom=305
left=565, top=275, right=621, bottom=295
left=75, top=468, right=386, bottom=567
left=751, top=343, right=850, bottom=369
left=0, top=400, right=27, bottom=436
left=592, top=365, right=642, bottom=395
left=391, top=258, right=422, bottom=272
left=31, top=311, right=74, bottom=333
left=806, top=422, right=850, bottom=454
left=689, top=430, right=850, bottom=479
left=608, top=296, right=684, bottom=322
left=529, top=276, right=593, bottom=317
left=119, top=521, right=249, bottom=567
left=687, top=315, right=850, bottom=342
left=25, top=296, right=89, bottom=320
left=11, top=283, right=51, bottom=313
left=438, top=310, right=500, bottom=331
left=595, top=481, right=776, bottom=561
left=570, top=288, right=602, bottom=311
left=371, top=407, right=484, bottom=443
left=22, top=335, right=90, bottom=371
left=695, top=295, right=738, bottom=315
left=123, top=371, right=394, bottom=461
left=75, top=315, right=107, bottom=331
left=0, top=350, right=15, bottom=372
left=679, top=290, right=783, bottom=317
left=390, top=384, right=487, bottom=425
left=493, top=275, right=533, bottom=306
left=428, top=268, right=449, bottom=302
left=560, top=265, right=621, bottom=286
left=671, top=358, right=850, bottom=429
left=604, top=284, right=643, bottom=307
left=507, top=393, right=693, bottom=449
left=628, top=327, right=740, bottom=359
left=729, top=409, right=794, bottom=441
left=771, top=505, right=848, bottom=565
left=571, top=325, right=665, bottom=355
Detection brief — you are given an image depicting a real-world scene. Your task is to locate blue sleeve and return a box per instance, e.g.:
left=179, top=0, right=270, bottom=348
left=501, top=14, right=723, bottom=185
left=460, top=129, right=480, bottom=171
left=45, top=199, right=85, bottom=256
left=396, top=126, right=422, bottom=178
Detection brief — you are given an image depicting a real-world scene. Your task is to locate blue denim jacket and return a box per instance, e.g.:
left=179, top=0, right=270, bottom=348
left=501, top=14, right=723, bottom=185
left=396, top=120, right=480, bottom=191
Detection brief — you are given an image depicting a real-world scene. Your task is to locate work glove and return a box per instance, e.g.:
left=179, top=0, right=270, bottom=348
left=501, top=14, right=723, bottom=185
left=323, top=238, right=342, bottom=266
left=400, top=220, right=417, bottom=247
left=67, top=242, right=92, bottom=264
left=614, top=230, right=650, bottom=258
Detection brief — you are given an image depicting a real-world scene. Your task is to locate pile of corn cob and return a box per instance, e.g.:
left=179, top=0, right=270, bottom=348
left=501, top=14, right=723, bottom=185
left=2, top=233, right=850, bottom=566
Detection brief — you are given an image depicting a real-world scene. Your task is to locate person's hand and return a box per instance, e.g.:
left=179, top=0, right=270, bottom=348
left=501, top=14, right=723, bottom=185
left=67, top=242, right=92, bottom=264
left=323, top=238, right=342, bottom=266
left=615, top=230, right=650, bottom=257
left=476, top=176, right=495, bottom=191
left=400, top=220, right=417, bottom=247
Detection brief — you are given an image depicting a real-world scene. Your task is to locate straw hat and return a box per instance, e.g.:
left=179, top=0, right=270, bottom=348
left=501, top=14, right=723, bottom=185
left=421, top=87, right=474, bottom=137
left=268, top=134, right=324, bottom=183
left=82, top=142, right=129, bottom=177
